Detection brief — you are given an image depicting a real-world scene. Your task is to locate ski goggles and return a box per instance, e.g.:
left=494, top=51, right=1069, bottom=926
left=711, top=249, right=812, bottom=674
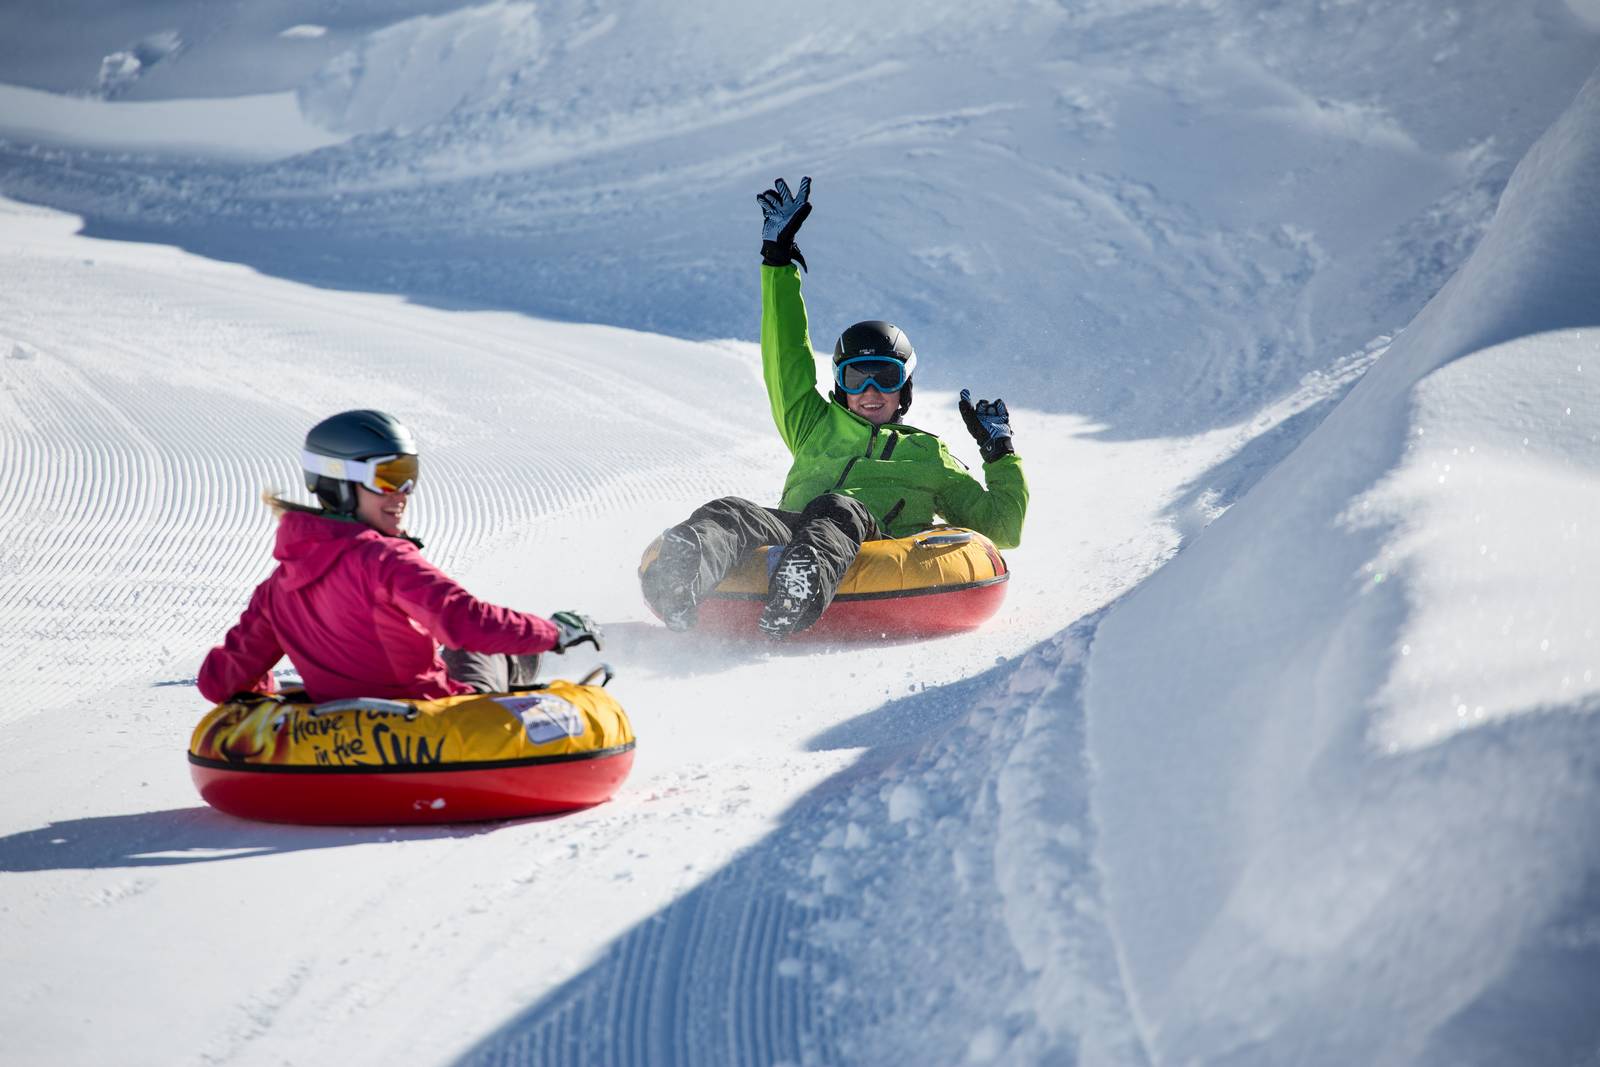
left=301, top=451, right=419, bottom=495
left=835, top=355, right=913, bottom=395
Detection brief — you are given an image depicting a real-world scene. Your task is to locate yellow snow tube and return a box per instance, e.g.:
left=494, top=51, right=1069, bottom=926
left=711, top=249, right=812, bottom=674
left=188, top=679, right=636, bottom=824
left=640, top=526, right=1008, bottom=638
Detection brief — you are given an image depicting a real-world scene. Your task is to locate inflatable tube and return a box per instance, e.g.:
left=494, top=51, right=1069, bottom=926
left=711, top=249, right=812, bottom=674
left=641, top=527, right=1008, bottom=639
left=188, top=678, right=634, bottom=825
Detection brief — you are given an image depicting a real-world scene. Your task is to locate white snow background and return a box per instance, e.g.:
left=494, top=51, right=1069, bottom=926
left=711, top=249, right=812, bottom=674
left=2, top=2, right=1599, bottom=1064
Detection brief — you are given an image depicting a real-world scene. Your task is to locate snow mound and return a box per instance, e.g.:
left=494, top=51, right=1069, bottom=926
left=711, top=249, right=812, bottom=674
left=1085, top=66, right=1600, bottom=1065
left=297, top=2, right=542, bottom=136
left=1359, top=333, right=1600, bottom=752
left=96, top=30, right=184, bottom=98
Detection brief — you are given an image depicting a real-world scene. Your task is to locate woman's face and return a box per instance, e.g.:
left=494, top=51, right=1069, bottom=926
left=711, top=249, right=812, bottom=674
left=355, top=483, right=410, bottom=537
left=846, top=385, right=901, bottom=426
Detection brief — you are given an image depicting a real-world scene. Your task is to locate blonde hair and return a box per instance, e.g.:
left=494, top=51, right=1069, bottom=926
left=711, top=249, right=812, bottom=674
left=263, top=488, right=322, bottom=519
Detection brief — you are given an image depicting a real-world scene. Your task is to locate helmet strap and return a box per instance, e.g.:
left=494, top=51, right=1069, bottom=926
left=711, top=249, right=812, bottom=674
left=312, top=476, right=359, bottom=515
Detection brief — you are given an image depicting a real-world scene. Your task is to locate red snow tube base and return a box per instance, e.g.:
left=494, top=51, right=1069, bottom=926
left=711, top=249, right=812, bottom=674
left=190, top=750, right=636, bottom=826
left=693, top=575, right=1009, bottom=640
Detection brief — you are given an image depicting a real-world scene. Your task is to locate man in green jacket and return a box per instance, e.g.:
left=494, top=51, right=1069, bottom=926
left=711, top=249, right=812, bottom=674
left=641, top=176, right=1028, bottom=638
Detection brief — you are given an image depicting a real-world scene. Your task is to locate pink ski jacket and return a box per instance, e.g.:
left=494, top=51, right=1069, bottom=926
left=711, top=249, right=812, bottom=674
left=198, top=510, right=559, bottom=704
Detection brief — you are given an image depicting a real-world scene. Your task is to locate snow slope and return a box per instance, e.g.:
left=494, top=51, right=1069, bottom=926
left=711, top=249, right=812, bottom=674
left=2, top=1, right=1600, bottom=1064
left=5, top=1, right=1598, bottom=435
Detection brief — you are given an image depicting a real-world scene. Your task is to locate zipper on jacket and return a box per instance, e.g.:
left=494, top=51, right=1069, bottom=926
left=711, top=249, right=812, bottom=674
left=833, top=425, right=881, bottom=489
left=882, top=498, right=906, bottom=528
left=879, top=431, right=900, bottom=460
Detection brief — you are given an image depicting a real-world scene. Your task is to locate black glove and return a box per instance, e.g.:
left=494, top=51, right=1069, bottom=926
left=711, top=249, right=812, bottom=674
left=959, top=389, right=1016, bottom=464
left=758, top=176, right=812, bottom=272
left=550, top=610, right=603, bottom=653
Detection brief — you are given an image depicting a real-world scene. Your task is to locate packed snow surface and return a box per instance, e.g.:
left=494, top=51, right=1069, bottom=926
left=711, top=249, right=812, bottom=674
left=0, top=196, right=1179, bottom=1065
left=2, top=2, right=1599, bottom=1065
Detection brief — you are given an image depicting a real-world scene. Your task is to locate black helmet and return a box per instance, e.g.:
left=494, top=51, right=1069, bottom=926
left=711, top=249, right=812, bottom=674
left=301, top=409, right=417, bottom=514
left=832, top=320, right=917, bottom=418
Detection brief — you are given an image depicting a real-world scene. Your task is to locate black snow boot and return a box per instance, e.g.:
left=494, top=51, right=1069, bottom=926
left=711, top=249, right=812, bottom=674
left=642, top=528, right=704, bottom=632
left=759, top=544, right=828, bottom=639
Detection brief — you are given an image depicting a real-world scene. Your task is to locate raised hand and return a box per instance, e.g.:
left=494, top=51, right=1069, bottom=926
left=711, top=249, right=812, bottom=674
left=550, top=610, right=603, bottom=653
left=959, top=389, right=1016, bottom=463
left=757, top=176, right=812, bottom=271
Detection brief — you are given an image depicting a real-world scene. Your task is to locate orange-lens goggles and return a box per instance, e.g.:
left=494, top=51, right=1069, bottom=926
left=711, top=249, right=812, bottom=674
left=366, top=454, right=418, bottom=494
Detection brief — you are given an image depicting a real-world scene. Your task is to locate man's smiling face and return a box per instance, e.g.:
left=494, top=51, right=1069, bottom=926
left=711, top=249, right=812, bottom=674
left=846, top=385, right=901, bottom=426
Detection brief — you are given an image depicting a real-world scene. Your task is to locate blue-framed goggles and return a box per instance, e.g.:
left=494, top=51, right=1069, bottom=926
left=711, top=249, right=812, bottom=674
left=835, top=356, right=911, bottom=395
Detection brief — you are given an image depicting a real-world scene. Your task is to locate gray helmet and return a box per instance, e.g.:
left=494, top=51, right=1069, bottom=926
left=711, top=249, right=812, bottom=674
left=301, top=409, right=417, bottom=514
left=833, top=320, right=916, bottom=418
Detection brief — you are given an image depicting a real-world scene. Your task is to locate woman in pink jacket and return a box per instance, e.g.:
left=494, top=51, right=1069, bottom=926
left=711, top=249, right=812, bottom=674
left=198, top=410, right=600, bottom=705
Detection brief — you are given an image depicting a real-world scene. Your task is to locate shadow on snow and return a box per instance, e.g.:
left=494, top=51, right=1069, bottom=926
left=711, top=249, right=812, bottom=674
left=0, top=805, right=534, bottom=872
left=448, top=619, right=1136, bottom=1067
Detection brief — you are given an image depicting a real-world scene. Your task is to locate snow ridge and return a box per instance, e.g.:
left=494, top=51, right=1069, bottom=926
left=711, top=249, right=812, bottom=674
left=1085, top=65, right=1600, bottom=1065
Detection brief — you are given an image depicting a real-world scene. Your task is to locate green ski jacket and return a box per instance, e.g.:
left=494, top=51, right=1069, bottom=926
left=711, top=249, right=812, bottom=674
left=761, top=264, right=1028, bottom=549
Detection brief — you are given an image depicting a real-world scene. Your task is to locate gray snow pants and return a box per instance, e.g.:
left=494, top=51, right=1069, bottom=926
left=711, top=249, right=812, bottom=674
left=645, top=492, right=882, bottom=619
left=438, top=647, right=542, bottom=694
